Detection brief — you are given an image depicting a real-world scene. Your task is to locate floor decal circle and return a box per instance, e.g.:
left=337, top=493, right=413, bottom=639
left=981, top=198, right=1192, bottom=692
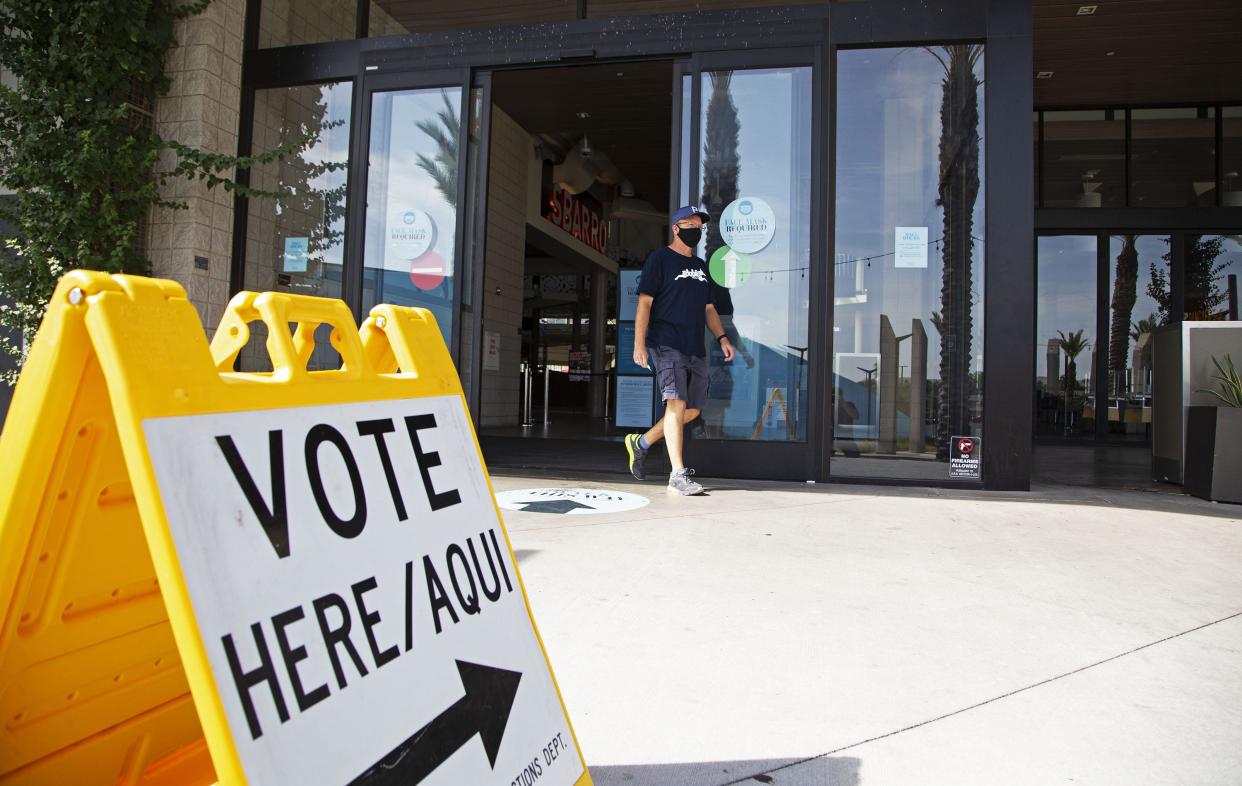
left=495, top=488, right=650, bottom=515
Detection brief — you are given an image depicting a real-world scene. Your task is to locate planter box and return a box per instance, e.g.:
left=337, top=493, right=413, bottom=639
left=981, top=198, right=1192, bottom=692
left=1151, top=322, right=1242, bottom=484
left=1184, top=406, right=1242, bottom=503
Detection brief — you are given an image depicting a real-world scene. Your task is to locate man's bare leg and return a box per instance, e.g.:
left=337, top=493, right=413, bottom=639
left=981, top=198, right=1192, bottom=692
left=641, top=406, right=700, bottom=449
left=662, top=399, right=687, bottom=470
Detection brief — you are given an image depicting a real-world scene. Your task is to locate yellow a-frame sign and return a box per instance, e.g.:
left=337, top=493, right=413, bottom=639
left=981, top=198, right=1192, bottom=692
left=0, top=271, right=592, bottom=786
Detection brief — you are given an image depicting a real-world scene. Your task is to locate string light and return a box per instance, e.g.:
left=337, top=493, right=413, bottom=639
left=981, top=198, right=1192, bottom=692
left=746, top=234, right=984, bottom=278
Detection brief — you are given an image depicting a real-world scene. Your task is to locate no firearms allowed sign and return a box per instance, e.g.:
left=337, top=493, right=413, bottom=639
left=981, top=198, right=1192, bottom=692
left=950, top=436, right=982, bottom=480
left=0, top=273, right=590, bottom=786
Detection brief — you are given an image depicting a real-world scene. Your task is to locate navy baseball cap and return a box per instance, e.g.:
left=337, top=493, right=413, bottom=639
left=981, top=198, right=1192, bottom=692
left=670, top=205, right=711, bottom=225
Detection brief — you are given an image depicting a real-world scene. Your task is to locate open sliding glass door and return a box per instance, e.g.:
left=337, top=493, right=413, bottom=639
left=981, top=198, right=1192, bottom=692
left=672, top=48, right=822, bottom=481
left=346, top=67, right=492, bottom=418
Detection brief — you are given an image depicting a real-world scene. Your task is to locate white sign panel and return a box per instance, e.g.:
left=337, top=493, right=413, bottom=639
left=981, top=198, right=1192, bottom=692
left=614, top=375, right=653, bottom=429
left=385, top=209, right=437, bottom=272
left=619, top=270, right=642, bottom=322
left=283, top=237, right=309, bottom=273
left=483, top=331, right=501, bottom=372
left=143, top=397, right=583, bottom=786
left=719, top=197, right=776, bottom=254
left=894, top=226, right=929, bottom=269
left=495, top=488, right=650, bottom=515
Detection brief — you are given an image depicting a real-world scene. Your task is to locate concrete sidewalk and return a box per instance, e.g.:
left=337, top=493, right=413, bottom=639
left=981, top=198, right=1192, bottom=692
left=493, top=473, right=1242, bottom=786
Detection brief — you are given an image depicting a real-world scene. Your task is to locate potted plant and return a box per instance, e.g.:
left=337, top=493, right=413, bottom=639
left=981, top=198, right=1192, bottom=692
left=1184, top=354, right=1242, bottom=503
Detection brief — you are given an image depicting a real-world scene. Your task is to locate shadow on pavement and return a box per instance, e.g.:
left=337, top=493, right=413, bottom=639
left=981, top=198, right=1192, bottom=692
left=589, top=756, right=861, bottom=786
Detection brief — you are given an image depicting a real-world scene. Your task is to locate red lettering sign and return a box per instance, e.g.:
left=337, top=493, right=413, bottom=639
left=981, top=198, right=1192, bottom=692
left=544, top=186, right=608, bottom=254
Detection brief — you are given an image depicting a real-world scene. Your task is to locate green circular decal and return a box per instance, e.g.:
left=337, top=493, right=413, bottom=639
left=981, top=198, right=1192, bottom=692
left=709, top=245, right=752, bottom=288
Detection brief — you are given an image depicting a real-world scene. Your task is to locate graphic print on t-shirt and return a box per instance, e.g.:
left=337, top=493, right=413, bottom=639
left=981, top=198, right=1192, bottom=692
left=638, top=247, right=713, bottom=358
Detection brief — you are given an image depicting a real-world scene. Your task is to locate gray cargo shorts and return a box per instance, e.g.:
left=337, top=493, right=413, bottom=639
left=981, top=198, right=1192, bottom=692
left=648, top=345, right=708, bottom=410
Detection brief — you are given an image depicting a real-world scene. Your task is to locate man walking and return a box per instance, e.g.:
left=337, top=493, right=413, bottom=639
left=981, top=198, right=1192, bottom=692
left=624, top=206, right=734, bottom=495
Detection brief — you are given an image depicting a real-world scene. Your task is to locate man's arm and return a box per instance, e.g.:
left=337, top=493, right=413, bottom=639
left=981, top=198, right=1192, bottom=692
left=634, top=294, right=653, bottom=369
left=706, top=304, right=735, bottom=362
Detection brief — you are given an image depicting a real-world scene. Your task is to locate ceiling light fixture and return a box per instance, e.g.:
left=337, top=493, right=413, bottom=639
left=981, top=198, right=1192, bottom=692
left=1037, top=71, right=1055, bottom=79
left=1106, top=50, right=1115, bottom=56
left=575, top=111, right=591, bottom=119
left=1077, top=5, right=1098, bottom=15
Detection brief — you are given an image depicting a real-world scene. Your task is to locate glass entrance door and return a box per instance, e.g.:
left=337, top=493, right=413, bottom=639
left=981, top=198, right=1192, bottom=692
left=354, top=69, right=475, bottom=362
left=674, top=50, right=817, bottom=480
left=1028, top=229, right=1182, bottom=444
left=1035, top=235, right=1098, bottom=440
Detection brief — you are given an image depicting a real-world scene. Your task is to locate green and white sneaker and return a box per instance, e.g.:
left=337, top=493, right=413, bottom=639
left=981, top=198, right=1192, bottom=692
left=668, top=468, right=704, bottom=496
left=624, top=433, right=648, bottom=480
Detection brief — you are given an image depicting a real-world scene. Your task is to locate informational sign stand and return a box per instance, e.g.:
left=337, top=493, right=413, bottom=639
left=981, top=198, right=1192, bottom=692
left=0, top=271, right=591, bottom=786
left=614, top=269, right=655, bottom=429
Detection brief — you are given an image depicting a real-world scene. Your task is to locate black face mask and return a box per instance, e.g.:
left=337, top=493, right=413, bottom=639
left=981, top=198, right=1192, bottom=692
left=675, top=226, right=703, bottom=248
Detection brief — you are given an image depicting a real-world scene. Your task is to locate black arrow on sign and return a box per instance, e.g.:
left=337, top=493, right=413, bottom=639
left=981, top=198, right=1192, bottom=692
left=348, top=660, right=522, bottom=785
left=518, top=498, right=596, bottom=514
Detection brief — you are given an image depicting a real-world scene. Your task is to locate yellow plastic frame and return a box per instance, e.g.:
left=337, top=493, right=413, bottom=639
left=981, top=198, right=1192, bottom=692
left=0, top=271, right=591, bottom=786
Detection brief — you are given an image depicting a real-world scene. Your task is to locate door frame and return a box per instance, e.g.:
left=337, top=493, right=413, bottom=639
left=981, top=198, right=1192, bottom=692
left=672, top=46, right=825, bottom=482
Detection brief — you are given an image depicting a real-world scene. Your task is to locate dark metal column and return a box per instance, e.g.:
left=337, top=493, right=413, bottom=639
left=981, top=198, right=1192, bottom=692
left=983, top=0, right=1034, bottom=490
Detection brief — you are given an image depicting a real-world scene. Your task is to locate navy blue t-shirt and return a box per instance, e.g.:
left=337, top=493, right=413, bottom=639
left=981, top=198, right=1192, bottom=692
left=638, top=246, right=713, bottom=357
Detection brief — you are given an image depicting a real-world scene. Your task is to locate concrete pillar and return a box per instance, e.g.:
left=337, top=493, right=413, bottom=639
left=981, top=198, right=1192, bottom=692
left=878, top=315, right=898, bottom=454
left=909, top=319, right=928, bottom=453
left=589, top=268, right=609, bottom=418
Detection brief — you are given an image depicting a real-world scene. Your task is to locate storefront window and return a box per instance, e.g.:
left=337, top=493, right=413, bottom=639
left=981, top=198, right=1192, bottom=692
left=834, top=46, right=985, bottom=479
left=362, top=87, right=464, bottom=348
left=693, top=66, right=812, bottom=442
left=1036, top=236, right=1096, bottom=440
left=1184, top=235, right=1242, bottom=321
left=241, top=82, right=353, bottom=371
left=1130, top=108, right=1217, bottom=207
left=259, top=0, right=357, bottom=48
left=1105, top=235, right=1170, bottom=440
left=1042, top=110, right=1124, bottom=208
left=1224, top=107, right=1242, bottom=207
left=368, top=1, right=575, bottom=36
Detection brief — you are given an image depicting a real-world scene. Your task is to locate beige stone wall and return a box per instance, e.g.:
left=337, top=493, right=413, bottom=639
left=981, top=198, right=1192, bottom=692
left=368, top=2, right=409, bottom=37
left=259, top=0, right=356, bottom=48
left=147, top=0, right=245, bottom=335
left=480, top=108, right=532, bottom=427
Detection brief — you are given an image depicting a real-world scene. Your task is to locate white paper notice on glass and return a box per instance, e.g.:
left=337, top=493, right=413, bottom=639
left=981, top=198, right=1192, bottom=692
left=619, top=270, right=642, bottom=322
left=894, top=227, right=929, bottom=269
left=283, top=237, right=309, bottom=273
left=614, top=375, right=653, bottom=428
